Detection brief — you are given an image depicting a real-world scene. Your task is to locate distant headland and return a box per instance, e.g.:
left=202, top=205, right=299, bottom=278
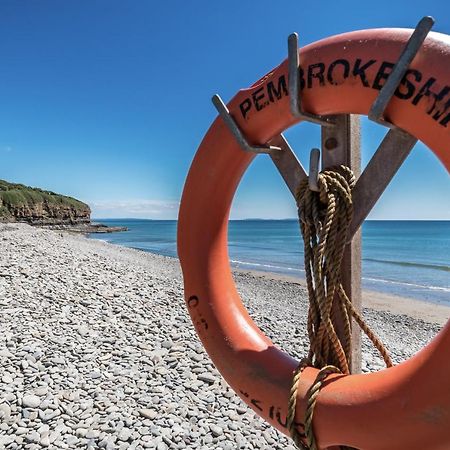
left=0, top=179, right=126, bottom=233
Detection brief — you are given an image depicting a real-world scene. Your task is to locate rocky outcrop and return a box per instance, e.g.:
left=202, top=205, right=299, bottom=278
left=0, top=179, right=90, bottom=225
left=42, top=223, right=128, bottom=233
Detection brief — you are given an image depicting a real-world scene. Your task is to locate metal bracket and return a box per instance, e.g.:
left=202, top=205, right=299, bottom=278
left=288, top=33, right=334, bottom=127
left=211, top=30, right=341, bottom=155
left=268, top=135, right=307, bottom=198
left=348, top=128, right=417, bottom=241
left=354, top=17, right=434, bottom=240
left=212, top=94, right=282, bottom=154
left=308, top=148, right=320, bottom=192
left=368, top=16, right=434, bottom=128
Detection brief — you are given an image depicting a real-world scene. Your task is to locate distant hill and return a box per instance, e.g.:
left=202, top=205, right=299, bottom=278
left=0, top=179, right=90, bottom=225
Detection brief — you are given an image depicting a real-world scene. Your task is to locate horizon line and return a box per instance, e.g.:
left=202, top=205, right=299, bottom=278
left=92, top=217, right=450, bottom=222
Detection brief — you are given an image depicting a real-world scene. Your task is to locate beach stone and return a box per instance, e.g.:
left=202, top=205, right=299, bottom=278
left=47, top=431, right=59, bottom=443
left=197, top=373, right=216, bottom=384
left=2, top=374, right=13, bottom=384
left=40, top=433, right=50, bottom=447
left=161, top=340, right=173, bottom=349
left=76, top=427, right=88, bottom=437
left=0, top=403, right=11, bottom=420
left=22, top=394, right=41, bottom=408
left=25, top=431, right=40, bottom=444
left=65, top=434, right=79, bottom=445
left=118, top=427, right=132, bottom=441
left=0, top=436, right=14, bottom=446
left=85, top=429, right=100, bottom=439
left=34, top=386, right=48, bottom=396
left=0, top=222, right=441, bottom=450
left=89, top=370, right=102, bottom=379
left=139, top=409, right=157, bottom=420
left=210, top=424, right=223, bottom=437
left=4, top=393, right=15, bottom=402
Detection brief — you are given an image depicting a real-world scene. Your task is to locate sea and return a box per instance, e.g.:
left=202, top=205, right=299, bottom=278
left=89, top=219, right=450, bottom=305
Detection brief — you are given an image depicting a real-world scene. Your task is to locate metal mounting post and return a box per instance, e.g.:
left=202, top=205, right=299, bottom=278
left=335, top=17, right=434, bottom=371
left=322, top=115, right=362, bottom=374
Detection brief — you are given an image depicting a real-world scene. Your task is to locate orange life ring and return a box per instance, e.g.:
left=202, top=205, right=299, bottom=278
left=177, top=27, right=450, bottom=450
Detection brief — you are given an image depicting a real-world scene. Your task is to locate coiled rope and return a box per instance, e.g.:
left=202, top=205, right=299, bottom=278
left=288, top=166, right=393, bottom=450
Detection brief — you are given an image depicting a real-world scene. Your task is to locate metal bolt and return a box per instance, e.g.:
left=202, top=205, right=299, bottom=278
left=325, top=137, right=338, bottom=150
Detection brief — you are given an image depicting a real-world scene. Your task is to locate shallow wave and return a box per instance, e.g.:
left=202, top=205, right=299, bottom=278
left=231, top=260, right=450, bottom=293
left=363, top=276, right=450, bottom=293
left=364, top=258, right=450, bottom=272
left=230, top=259, right=304, bottom=273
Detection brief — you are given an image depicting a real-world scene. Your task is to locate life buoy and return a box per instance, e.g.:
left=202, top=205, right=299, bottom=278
left=177, top=28, right=450, bottom=450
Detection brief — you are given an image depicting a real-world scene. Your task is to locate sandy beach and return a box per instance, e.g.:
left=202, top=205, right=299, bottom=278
left=0, top=223, right=447, bottom=449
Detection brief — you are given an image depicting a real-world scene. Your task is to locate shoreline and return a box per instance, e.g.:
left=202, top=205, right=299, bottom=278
left=85, top=229, right=450, bottom=326
left=89, top=234, right=450, bottom=327
left=90, top=218, right=450, bottom=306
left=232, top=267, right=450, bottom=326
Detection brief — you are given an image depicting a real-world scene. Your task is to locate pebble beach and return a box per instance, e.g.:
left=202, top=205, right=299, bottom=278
left=0, top=223, right=447, bottom=450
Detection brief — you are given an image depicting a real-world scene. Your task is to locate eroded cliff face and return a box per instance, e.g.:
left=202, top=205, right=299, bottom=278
left=0, top=180, right=91, bottom=225
left=1, top=201, right=91, bottom=225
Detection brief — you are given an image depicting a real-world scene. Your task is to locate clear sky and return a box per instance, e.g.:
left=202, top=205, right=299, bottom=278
left=0, top=1, right=449, bottom=220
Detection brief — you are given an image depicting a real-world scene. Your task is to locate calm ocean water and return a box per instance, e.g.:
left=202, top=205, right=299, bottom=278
left=89, top=219, right=450, bottom=305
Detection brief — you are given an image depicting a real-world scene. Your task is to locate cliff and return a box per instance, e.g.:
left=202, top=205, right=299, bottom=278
left=0, top=179, right=90, bottom=225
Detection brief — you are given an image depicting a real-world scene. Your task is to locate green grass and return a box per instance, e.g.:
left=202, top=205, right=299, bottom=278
left=0, top=179, right=89, bottom=216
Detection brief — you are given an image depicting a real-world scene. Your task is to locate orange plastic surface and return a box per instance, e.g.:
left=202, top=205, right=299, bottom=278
left=177, top=28, right=450, bottom=450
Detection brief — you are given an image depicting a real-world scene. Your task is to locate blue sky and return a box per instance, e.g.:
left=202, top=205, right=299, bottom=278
left=0, top=1, right=449, bottom=220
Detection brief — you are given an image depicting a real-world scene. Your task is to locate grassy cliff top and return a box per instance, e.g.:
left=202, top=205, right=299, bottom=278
left=0, top=179, right=89, bottom=214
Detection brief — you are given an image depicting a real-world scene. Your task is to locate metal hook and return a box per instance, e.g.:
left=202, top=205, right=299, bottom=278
left=309, top=148, right=320, bottom=192
left=368, top=16, right=435, bottom=128
left=288, top=33, right=334, bottom=127
left=211, top=94, right=282, bottom=154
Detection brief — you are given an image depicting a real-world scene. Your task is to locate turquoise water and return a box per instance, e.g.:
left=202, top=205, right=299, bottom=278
left=89, top=219, right=450, bottom=305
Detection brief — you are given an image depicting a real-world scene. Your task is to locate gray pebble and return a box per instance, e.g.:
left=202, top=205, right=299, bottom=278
left=210, top=424, right=223, bottom=437
left=118, top=427, right=132, bottom=441
left=22, top=394, right=41, bottom=408
left=0, top=222, right=440, bottom=450
left=139, top=409, right=157, bottom=420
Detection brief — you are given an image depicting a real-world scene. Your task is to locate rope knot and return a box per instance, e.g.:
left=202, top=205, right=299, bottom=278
left=295, top=165, right=358, bottom=373
left=289, top=165, right=393, bottom=450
